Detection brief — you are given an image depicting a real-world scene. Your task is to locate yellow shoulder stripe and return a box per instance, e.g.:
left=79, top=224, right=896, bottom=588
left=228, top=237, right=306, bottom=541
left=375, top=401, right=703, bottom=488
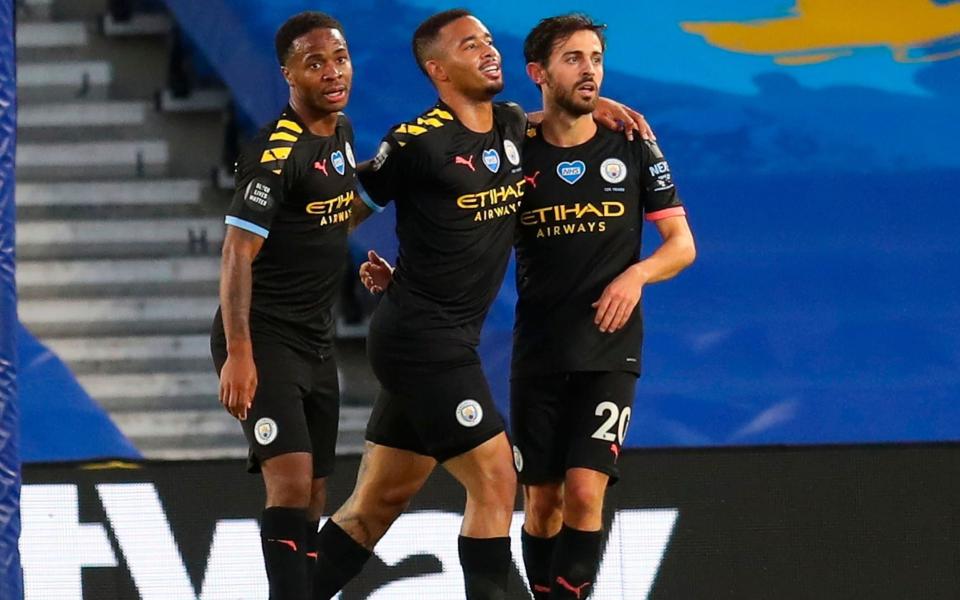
left=269, top=131, right=299, bottom=142
left=425, top=108, right=454, bottom=121
left=395, top=123, right=428, bottom=136
left=261, top=147, right=292, bottom=163
left=417, top=117, right=444, bottom=128
left=272, top=169, right=282, bottom=174
left=277, top=119, right=303, bottom=134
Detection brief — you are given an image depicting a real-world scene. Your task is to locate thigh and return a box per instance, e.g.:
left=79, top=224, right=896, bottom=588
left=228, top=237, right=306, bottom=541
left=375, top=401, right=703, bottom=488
left=239, top=343, right=313, bottom=473
left=510, top=375, right=568, bottom=485
left=304, top=357, right=340, bottom=479
left=566, top=371, right=638, bottom=484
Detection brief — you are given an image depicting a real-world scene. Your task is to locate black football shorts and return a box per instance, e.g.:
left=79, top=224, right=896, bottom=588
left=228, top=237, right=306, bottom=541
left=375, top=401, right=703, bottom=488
left=211, top=339, right=339, bottom=478
left=364, top=328, right=505, bottom=462
left=510, top=371, right=637, bottom=485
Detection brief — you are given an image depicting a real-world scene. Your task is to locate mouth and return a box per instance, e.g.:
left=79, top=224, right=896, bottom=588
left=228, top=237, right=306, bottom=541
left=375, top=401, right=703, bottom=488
left=323, top=86, right=348, bottom=103
left=480, top=61, right=502, bottom=80
left=576, top=80, right=597, bottom=94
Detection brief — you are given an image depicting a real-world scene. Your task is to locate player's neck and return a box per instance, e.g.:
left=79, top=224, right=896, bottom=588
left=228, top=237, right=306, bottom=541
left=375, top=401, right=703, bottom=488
left=540, top=109, right=596, bottom=148
left=440, top=91, right=494, bottom=133
left=288, top=98, right=339, bottom=136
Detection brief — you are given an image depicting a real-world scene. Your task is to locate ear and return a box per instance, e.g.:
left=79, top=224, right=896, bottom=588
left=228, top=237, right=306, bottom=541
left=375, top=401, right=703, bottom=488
left=280, top=65, right=294, bottom=87
left=426, top=59, right=448, bottom=83
left=526, top=62, right=546, bottom=87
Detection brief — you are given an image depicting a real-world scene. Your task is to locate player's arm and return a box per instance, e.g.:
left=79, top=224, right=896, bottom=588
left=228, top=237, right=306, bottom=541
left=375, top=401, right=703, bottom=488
left=217, top=137, right=285, bottom=419
left=523, top=98, right=653, bottom=139
left=348, top=159, right=381, bottom=233
left=592, top=216, right=695, bottom=333
left=219, top=226, right=264, bottom=420
left=593, top=97, right=654, bottom=141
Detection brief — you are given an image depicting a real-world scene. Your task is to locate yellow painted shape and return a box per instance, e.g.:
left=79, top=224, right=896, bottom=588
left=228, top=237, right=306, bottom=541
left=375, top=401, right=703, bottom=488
left=277, top=119, right=303, bottom=133
left=425, top=108, right=454, bottom=120
left=682, top=0, right=960, bottom=64
left=261, top=147, right=292, bottom=163
left=81, top=460, right=142, bottom=470
left=395, top=123, right=428, bottom=135
left=417, top=117, right=445, bottom=128
left=269, top=131, right=299, bottom=142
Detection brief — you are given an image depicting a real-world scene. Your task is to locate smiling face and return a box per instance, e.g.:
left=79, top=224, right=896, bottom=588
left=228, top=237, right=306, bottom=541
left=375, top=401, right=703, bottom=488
left=281, top=27, right=353, bottom=114
left=533, top=29, right=604, bottom=116
left=427, top=16, right=504, bottom=100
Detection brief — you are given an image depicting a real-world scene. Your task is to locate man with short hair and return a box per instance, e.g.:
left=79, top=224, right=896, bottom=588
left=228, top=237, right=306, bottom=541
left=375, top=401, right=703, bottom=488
left=314, top=9, right=650, bottom=600
left=512, top=14, right=696, bottom=599
left=210, top=12, right=363, bottom=600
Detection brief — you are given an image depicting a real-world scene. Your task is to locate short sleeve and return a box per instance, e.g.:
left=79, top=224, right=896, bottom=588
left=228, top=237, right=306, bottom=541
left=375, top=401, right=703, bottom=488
left=356, top=129, right=408, bottom=211
left=636, top=139, right=686, bottom=222
left=224, top=142, right=285, bottom=238
left=501, top=101, right=529, bottom=132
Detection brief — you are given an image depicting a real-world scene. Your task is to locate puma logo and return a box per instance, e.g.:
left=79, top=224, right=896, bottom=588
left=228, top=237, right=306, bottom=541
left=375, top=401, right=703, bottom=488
left=556, top=577, right=591, bottom=599
left=455, top=155, right=476, bottom=171
left=314, top=159, right=328, bottom=176
left=267, top=538, right=298, bottom=552
left=524, top=171, right=541, bottom=188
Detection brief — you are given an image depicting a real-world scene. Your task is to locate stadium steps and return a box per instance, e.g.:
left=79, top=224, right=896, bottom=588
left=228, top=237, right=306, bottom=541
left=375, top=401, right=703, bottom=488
left=12, top=2, right=238, bottom=460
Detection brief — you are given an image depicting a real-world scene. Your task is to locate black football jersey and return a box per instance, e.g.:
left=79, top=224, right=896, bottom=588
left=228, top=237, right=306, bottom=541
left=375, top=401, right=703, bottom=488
left=213, top=106, right=358, bottom=355
left=512, top=124, right=686, bottom=375
left=359, top=100, right=528, bottom=345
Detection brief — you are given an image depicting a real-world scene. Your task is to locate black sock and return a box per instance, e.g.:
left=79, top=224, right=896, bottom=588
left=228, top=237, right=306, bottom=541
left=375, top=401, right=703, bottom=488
left=261, top=507, right=308, bottom=600
left=312, top=520, right=371, bottom=599
left=304, top=521, right=320, bottom=594
left=522, top=528, right=557, bottom=600
left=458, top=535, right=511, bottom=600
left=549, top=525, right=604, bottom=599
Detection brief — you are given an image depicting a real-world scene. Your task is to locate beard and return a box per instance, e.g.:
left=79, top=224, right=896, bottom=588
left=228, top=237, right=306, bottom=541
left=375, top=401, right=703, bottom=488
left=551, top=77, right=598, bottom=116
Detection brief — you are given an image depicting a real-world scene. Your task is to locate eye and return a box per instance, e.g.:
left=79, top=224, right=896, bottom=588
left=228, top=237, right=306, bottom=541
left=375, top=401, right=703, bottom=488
left=337, top=57, right=348, bottom=64
left=465, top=42, right=477, bottom=50
left=592, top=56, right=602, bottom=65
left=309, top=63, right=322, bottom=70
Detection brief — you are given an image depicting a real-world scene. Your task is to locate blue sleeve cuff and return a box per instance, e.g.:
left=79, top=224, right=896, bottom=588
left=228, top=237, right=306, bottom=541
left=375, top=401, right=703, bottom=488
left=357, top=183, right=386, bottom=213
left=225, top=216, right=269, bottom=238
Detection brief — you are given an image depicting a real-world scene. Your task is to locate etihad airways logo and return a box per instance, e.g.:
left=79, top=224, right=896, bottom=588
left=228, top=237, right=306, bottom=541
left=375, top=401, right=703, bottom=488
left=305, top=189, right=353, bottom=226
left=521, top=201, right=626, bottom=239
left=457, top=180, right=526, bottom=222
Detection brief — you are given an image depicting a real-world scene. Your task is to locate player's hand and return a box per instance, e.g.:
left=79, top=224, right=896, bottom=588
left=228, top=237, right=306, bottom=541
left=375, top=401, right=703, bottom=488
left=593, top=98, right=655, bottom=141
left=219, top=352, right=257, bottom=420
left=359, top=250, right=394, bottom=294
left=591, top=265, right=647, bottom=333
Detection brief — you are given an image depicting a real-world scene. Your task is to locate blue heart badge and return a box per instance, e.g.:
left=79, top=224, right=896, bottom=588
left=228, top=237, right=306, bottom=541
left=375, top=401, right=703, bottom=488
left=331, top=150, right=346, bottom=175
left=556, top=160, right=585, bottom=185
left=482, top=149, right=500, bottom=173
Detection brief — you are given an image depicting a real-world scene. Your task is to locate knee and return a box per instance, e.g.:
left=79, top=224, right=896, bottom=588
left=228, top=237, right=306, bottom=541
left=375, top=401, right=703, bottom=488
left=265, top=477, right=312, bottom=508
left=524, top=486, right=562, bottom=536
left=563, top=479, right=605, bottom=522
left=470, top=462, right=517, bottom=508
left=353, top=480, right=418, bottom=523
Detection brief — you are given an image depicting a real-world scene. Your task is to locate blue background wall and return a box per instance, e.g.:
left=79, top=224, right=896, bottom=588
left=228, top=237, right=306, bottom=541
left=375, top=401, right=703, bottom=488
left=159, top=0, right=960, bottom=446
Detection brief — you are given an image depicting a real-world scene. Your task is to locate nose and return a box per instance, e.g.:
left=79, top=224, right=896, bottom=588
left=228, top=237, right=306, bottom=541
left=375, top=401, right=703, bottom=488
left=322, top=62, right=342, bottom=80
